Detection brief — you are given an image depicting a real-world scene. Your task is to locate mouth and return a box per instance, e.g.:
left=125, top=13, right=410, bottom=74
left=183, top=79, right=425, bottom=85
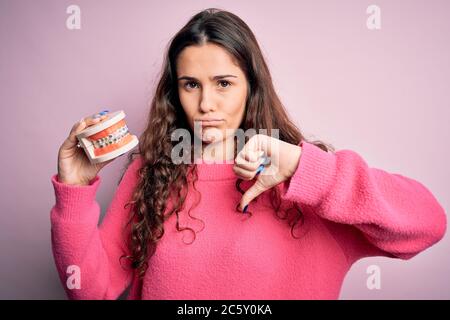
left=88, top=119, right=133, bottom=156
left=198, top=119, right=224, bottom=127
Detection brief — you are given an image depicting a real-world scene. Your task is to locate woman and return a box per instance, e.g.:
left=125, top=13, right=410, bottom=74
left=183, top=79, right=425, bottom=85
left=51, top=8, right=446, bottom=299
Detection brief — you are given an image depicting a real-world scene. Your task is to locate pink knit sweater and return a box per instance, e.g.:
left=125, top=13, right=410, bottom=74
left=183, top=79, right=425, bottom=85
left=50, top=141, right=447, bottom=299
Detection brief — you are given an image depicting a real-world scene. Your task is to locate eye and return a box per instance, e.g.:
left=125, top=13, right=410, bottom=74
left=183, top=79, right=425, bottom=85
left=183, top=80, right=232, bottom=90
left=218, top=80, right=231, bottom=88
left=184, top=81, right=199, bottom=89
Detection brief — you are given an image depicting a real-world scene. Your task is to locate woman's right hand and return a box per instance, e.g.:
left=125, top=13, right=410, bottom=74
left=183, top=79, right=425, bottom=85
left=57, top=113, right=114, bottom=186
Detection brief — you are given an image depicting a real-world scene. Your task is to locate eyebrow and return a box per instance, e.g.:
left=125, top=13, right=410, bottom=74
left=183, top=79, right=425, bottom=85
left=177, top=74, right=238, bottom=81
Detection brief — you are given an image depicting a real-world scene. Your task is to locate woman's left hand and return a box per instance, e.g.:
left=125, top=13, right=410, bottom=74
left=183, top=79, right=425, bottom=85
left=233, top=134, right=302, bottom=212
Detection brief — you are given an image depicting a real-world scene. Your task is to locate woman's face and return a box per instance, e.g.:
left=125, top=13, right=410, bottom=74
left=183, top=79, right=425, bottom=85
left=176, top=43, right=248, bottom=144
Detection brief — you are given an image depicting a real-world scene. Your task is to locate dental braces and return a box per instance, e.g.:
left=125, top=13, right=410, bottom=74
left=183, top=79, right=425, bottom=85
left=92, top=125, right=130, bottom=148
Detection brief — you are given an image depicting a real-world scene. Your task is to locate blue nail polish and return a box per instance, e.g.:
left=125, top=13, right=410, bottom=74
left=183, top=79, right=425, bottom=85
left=243, top=204, right=248, bottom=213
left=255, top=164, right=265, bottom=176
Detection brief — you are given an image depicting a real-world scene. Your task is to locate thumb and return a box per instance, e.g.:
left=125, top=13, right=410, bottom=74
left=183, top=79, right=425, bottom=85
left=239, top=179, right=267, bottom=213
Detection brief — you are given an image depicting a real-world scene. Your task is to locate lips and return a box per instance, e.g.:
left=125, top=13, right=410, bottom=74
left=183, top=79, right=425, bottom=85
left=196, top=119, right=224, bottom=127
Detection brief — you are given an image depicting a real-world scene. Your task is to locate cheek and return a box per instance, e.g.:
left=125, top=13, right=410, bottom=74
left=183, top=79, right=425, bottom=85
left=179, top=92, right=196, bottom=120
left=223, top=92, right=246, bottom=125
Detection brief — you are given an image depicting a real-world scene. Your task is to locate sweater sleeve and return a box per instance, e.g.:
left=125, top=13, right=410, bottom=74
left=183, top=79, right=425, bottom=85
left=49, top=157, right=142, bottom=299
left=280, top=141, right=447, bottom=265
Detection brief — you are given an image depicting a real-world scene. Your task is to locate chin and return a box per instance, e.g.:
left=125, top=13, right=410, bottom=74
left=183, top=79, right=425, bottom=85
left=201, top=126, right=227, bottom=143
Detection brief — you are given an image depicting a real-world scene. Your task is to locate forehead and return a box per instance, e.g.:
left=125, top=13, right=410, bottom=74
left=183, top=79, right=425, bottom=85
left=176, top=43, right=242, bottom=75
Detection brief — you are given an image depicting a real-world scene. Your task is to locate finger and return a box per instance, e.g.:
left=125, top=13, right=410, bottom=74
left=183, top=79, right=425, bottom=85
left=83, top=114, right=108, bottom=127
left=233, top=165, right=255, bottom=181
left=242, top=149, right=264, bottom=162
left=255, top=163, right=265, bottom=176
left=63, top=118, right=88, bottom=149
left=92, top=109, right=110, bottom=118
left=234, top=157, right=268, bottom=180
left=241, top=134, right=270, bottom=158
left=235, top=152, right=265, bottom=171
left=239, top=180, right=267, bottom=212
left=236, top=148, right=263, bottom=165
left=242, top=134, right=277, bottom=164
left=64, top=115, right=108, bottom=150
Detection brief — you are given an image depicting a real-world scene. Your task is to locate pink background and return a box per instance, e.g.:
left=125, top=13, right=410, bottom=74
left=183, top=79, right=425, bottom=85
left=0, top=0, right=448, bottom=299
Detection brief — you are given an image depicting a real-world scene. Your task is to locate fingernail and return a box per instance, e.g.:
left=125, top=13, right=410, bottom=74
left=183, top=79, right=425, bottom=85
left=99, top=110, right=109, bottom=115
left=242, top=204, right=248, bottom=213
left=255, top=164, right=265, bottom=176
left=261, top=156, right=271, bottom=166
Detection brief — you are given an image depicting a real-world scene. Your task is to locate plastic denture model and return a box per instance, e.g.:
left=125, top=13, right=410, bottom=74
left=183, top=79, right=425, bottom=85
left=76, top=110, right=139, bottom=164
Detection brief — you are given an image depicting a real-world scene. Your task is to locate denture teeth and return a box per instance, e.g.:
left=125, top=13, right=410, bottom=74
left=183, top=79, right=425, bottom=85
left=92, top=125, right=130, bottom=149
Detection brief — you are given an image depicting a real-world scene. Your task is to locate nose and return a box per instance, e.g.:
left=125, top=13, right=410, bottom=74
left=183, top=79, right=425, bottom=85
left=199, top=87, right=217, bottom=113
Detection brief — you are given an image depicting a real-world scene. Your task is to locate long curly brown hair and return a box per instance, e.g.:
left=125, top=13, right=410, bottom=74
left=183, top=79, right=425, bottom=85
left=119, top=8, right=335, bottom=282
